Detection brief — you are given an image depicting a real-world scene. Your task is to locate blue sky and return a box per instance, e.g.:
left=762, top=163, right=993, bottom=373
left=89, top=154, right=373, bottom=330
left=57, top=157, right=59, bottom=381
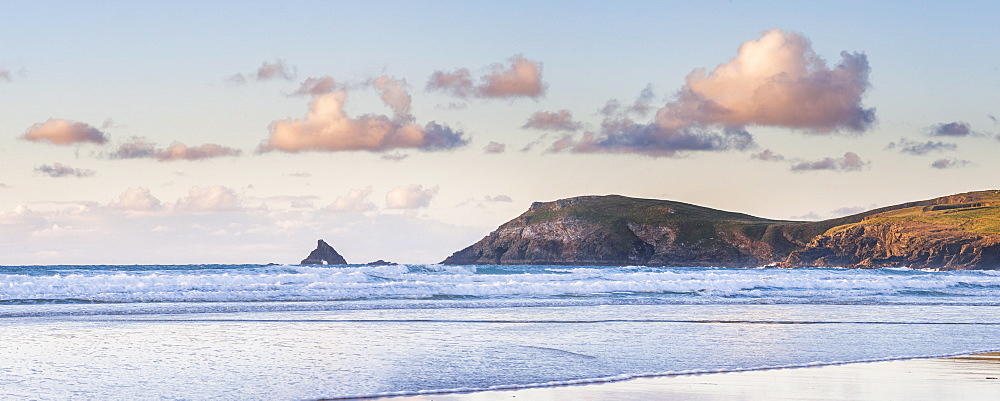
left=1, top=1, right=998, bottom=264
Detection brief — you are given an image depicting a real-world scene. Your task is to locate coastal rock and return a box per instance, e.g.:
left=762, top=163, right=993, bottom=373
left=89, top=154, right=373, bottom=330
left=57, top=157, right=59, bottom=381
left=784, top=221, right=1000, bottom=270
left=442, top=191, right=1000, bottom=270
left=365, top=260, right=398, bottom=266
left=300, top=239, right=348, bottom=265
left=441, top=195, right=805, bottom=267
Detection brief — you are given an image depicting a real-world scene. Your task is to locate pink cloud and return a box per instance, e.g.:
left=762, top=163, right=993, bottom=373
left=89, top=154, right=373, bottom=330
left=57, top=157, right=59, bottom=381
left=260, top=91, right=467, bottom=153
left=158, top=143, right=242, bottom=161
left=0, top=69, right=11, bottom=82
left=479, top=55, right=546, bottom=98
left=659, top=29, right=874, bottom=133
left=290, top=76, right=338, bottom=97
left=427, top=55, right=547, bottom=99
left=554, top=29, right=874, bottom=157
left=427, top=68, right=474, bottom=98
left=522, top=110, right=583, bottom=131
left=22, top=119, right=109, bottom=145
left=254, top=59, right=296, bottom=81
left=386, top=184, right=438, bottom=209
left=372, top=75, right=412, bottom=119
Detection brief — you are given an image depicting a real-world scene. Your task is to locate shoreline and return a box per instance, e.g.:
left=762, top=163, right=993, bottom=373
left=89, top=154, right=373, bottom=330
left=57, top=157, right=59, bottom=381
left=339, top=352, right=1000, bottom=401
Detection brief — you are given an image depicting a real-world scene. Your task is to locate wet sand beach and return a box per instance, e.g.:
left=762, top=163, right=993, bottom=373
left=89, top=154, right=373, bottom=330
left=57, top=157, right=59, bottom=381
left=370, top=352, right=1000, bottom=401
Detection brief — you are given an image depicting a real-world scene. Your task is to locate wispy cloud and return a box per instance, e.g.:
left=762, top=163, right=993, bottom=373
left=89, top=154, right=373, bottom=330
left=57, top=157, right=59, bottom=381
left=522, top=110, right=583, bottom=131
left=227, top=59, right=297, bottom=84
left=0, top=68, right=11, bottom=82
left=108, top=137, right=242, bottom=161
left=22, top=119, right=109, bottom=145
left=930, top=158, right=973, bottom=169
left=884, top=138, right=957, bottom=155
left=386, top=184, right=438, bottom=209
left=255, top=60, right=296, bottom=81
left=926, top=121, right=979, bottom=137
left=751, top=149, right=786, bottom=162
left=600, top=84, right=656, bottom=119
left=790, top=152, right=868, bottom=172
left=549, top=124, right=755, bottom=157
left=34, top=163, right=96, bottom=178
left=483, top=141, right=506, bottom=154
left=484, top=195, right=512, bottom=202
left=427, top=54, right=547, bottom=99
left=259, top=91, right=467, bottom=153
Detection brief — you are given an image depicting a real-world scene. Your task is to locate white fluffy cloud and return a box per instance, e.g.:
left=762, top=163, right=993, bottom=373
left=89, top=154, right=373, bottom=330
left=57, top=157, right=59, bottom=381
left=659, top=29, right=874, bottom=133
left=22, top=119, right=109, bottom=145
left=260, top=91, right=467, bottom=153
left=112, top=187, right=163, bottom=211
left=386, top=184, right=438, bottom=209
left=325, top=187, right=377, bottom=213
left=174, top=185, right=241, bottom=212
left=427, top=55, right=547, bottom=99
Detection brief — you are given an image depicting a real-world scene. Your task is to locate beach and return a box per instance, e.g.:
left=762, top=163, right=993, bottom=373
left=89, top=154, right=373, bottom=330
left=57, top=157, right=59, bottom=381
left=373, top=352, right=1000, bottom=401
left=3, top=264, right=1000, bottom=400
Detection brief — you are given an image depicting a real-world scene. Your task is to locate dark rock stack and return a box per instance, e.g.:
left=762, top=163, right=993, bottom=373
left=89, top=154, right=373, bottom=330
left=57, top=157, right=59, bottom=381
left=300, top=239, right=348, bottom=265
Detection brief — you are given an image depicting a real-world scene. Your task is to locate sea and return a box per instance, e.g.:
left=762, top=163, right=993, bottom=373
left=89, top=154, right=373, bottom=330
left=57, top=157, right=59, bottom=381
left=3, top=263, right=1000, bottom=400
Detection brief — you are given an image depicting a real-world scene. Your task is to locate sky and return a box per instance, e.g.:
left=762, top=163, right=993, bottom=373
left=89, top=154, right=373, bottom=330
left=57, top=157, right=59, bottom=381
left=1, top=1, right=999, bottom=265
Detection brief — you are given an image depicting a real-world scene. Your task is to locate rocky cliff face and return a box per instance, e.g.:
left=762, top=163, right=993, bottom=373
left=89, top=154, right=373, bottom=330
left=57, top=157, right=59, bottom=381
left=785, top=219, right=1000, bottom=270
left=441, top=195, right=806, bottom=267
left=442, top=191, right=1000, bottom=270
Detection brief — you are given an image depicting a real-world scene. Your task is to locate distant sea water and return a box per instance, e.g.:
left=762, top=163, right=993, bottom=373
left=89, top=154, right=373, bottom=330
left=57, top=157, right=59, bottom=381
left=3, top=264, right=1000, bottom=400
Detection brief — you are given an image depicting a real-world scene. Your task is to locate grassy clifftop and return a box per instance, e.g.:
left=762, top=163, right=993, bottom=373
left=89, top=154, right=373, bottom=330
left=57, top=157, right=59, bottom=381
left=822, top=190, right=1000, bottom=236
left=443, top=190, right=1000, bottom=269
